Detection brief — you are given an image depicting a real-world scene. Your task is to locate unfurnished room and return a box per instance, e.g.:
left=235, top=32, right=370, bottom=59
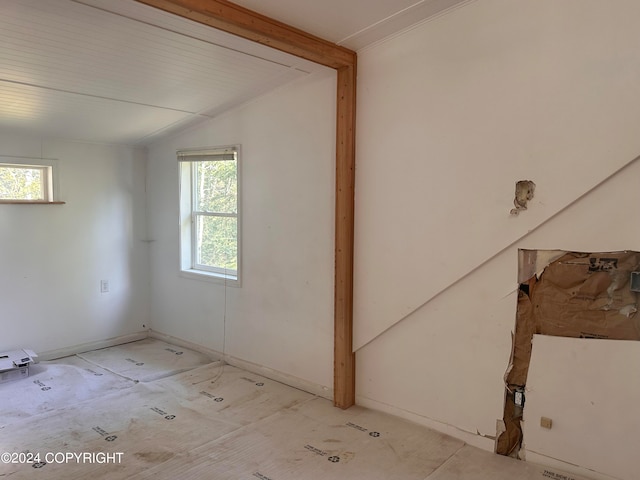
left=1, top=1, right=639, bottom=479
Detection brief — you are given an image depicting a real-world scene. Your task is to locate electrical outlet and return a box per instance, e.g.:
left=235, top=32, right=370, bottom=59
left=100, top=280, right=110, bottom=293
left=540, top=417, right=553, bottom=429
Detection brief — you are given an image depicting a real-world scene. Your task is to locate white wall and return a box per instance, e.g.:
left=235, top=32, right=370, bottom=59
left=524, top=335, right=640, bottom=480
left=0, top=130, right=149, bottom=355
left=146, top=70, right=336, bottom=392
left=353, top=0, right=640, bottom=466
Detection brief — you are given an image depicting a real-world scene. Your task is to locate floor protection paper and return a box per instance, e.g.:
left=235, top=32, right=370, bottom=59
left=427, top=445, right=591, bottom=480
left=0, top=356, right=133, bottom=427
left=154, top=362, right=316, bottom=425
left=76, top=338, right=212, bottom=382
left=0, top=339, right=577, bottom=479
left=0, top=382, right=239, bottom=479
left=137, top=397, right=465, bottom=480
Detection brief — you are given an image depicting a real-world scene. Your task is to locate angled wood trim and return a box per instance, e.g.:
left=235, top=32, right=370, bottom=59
left=134, top=0, right=355, bottom=69
left=134, top=0, right=357, bottom=409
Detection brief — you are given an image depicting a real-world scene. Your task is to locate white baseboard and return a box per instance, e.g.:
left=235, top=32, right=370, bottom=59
left=38, top=331, right=149, bottom=361
left=148, top=329, right=333, bottom=401
left=355, top=394, right=496, bottom=451
left=223, top=353, right=333, bottom=401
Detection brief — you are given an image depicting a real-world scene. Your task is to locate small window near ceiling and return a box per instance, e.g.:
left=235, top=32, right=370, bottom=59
left=0, top=158, right=57, bottom=202
left=178, top=145, right=241, bottom=285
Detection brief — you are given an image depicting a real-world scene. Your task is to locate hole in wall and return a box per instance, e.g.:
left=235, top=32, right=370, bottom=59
left=510, top=180, right=536, bottom=215
left=496, top=249, right=640, bottom=457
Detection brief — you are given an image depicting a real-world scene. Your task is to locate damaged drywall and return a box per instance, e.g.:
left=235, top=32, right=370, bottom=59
left=497, top=250, right=640, bottom=456
left=510, top=180, right=536, bottom=215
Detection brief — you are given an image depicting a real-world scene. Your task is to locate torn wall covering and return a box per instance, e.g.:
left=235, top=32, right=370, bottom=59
left=497, top=251, right=640, bottom=456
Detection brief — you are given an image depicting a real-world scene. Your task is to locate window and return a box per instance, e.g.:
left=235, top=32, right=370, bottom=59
left=0, top=157, right=57, bottom=202
left=178, top=146, right=240, bottom=285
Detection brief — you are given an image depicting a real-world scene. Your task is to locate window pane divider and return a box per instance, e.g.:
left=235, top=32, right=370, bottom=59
left=193, top=211, right=237, bottom=217
left=0, top=200, right=65, bottom=205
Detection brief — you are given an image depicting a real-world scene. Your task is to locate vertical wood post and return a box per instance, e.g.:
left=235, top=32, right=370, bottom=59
left=334, top=64, right=357, bottom=408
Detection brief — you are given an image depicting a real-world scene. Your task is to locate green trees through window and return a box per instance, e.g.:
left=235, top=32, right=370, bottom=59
left=0, top=165, right=46, bottom=200
left=193, top=160, right=238, bottom=273
left=178, top=145, right=240, bottom=283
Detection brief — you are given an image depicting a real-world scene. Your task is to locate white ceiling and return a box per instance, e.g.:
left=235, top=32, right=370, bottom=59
left=0, top=0, right=470, bottom=146
left=232, top=0, right=471, bottom=50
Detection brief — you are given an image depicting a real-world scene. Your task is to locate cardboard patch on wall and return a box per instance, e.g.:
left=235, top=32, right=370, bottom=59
left=497, top=250, right=640, bottom=457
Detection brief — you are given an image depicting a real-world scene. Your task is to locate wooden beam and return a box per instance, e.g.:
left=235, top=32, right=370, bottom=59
left=134, top=0, right=355, bottom=69
left=333, top=64, right=357, bottom=408
left=134, top=0, right=357, bottom=409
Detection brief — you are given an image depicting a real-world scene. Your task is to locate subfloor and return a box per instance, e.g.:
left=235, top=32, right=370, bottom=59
left=0, top=339, right=587, bottom=479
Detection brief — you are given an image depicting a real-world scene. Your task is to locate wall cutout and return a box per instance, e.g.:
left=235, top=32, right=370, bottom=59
left=496, top=250, right=640, bottom=457
left=510, top=180, right=536, bottom=215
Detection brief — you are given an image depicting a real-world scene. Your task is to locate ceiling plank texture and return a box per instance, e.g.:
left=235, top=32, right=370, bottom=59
left=135, top=0, right=358, bottom=409
left=134, top=0, right=355, bottom=68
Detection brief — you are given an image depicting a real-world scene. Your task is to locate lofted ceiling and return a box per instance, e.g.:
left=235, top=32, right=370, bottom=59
left=0, top=0, right=471, bottom=146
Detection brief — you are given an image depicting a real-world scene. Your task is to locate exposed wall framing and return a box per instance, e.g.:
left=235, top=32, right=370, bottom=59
left=134, top=0, right=358, bottom=408
left=498, top=250, right=640, bottom=456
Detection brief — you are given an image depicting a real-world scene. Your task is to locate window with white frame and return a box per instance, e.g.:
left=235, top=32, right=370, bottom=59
left=0, top=157, right=57, bottom=202
left=178, top=146, right=240, bottom=285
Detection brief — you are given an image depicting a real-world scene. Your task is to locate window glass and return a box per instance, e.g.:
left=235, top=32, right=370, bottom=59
left=178, top=146, right=240, bottom=285
left=194, top=215, right=238, bottom=272
left=194, top=160, right=237, bottom=214
left=0, top=163, right=52, bottom=201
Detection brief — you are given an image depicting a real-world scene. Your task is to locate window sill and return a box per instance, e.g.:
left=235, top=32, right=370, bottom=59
left=179, top=269, right=240, bottom=287
left=0, top=200, right=66, bottom=204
